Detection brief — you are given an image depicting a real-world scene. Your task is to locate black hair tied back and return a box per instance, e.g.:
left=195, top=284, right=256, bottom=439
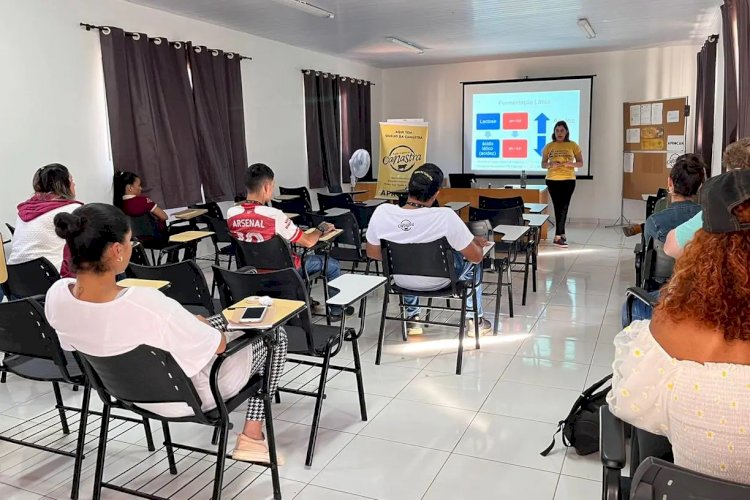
left=54, top=212, right=85, bottom=240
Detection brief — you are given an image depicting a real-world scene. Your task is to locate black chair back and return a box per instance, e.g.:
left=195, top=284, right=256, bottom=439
left=310, top=212, right=362, bottom=249
left=631, top=457, right=750, bottom=500
left=130, top=240, right=152, bottom=266
left=212, top=267, right=316, bottom=352
left=448, top=174, right=475, bottom=188
left=127, top=261, right=215, bottom=315
left=656, top=188, right=669, bottom=200
left=641, top=238, right=675, bottom=291
left=129, top=214, right=164, bottom=242
left=381, top=237, right=459, bottom=294
left=0, top=298, right=76, bottom=380
left=233, top=236, right=296, bottom=270
left=201, top=215, right=233, bottom=245
left=279, top=186, right=313, bottom=213
left=3, top=257, right=60, bottom=299
left=189, top=201, right=224, bottom=220
left=317, top=192, right=354, bottom=212
left=76, top=346, right=205, bottom=420
left=271, top=199, right=312, bottom=227
left=469, top=206, right=524, bottom=226
left=478, top=195, right=524, bottom=210
left=645, top=196, right=659, bottom=219
left=5, top=223, right=15, bottom=236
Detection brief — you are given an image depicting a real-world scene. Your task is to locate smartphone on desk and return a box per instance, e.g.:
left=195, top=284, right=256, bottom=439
left=240, top=306, right=268, bottom=323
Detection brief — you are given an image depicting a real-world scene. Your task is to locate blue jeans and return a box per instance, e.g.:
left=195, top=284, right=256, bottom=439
left=621, top=289, right=660, bottom=328
left=304, top=254, right=343, bottom=313
left=404, top=251, right=484, bottom=318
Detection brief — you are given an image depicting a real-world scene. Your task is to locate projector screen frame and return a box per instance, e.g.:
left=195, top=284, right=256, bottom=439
left=461, top=75, right=595, bottom=180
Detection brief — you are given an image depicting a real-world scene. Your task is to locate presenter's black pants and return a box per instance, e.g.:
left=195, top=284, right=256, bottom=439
left=546, top=179, right=576, bottom=237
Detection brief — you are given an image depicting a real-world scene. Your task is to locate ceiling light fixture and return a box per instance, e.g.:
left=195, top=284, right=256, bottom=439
left=577, top=18, right=597, bottom=39
left=271, top=0, right=334, bottom=19
left=387, top=37, right=424, bottom=55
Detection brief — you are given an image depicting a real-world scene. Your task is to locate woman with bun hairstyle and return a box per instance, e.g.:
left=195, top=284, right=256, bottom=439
left=45, top=203, right=289, bottom=464
left=7, top=163, right=82, bottom=276
left=113, top=171, right=169, bottom=237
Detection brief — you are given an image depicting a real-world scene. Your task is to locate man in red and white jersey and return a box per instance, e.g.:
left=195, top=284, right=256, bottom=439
left=227, top=163, right=349, bottom=318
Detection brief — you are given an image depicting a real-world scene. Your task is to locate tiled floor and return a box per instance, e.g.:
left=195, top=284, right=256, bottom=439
left=0, top=223, right=634, bottom=499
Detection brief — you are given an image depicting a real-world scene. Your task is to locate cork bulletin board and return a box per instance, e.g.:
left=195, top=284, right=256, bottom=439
left=622, top=97, right=688, bottom=200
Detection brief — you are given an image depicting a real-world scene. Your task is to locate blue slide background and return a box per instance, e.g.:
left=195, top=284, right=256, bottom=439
left=471, top=90, right=581, bottom=173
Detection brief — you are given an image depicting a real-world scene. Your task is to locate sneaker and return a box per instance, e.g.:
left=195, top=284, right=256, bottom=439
left=467, top=317, right=493, bottom=337
left=232, top=433, right=285, bottom=465
left=553, top=237, right=568, bottom=248
left=406, top=315, right=423, bottom=335
left=621, top=225, right=641, bottom=237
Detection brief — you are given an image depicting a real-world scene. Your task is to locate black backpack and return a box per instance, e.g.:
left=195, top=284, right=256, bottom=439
left=540, top=374, right=613, bottom=457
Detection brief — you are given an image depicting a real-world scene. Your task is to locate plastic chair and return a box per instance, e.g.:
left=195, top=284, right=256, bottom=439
left=317, top=192, right=354, bottom=212
left=478, top=195, right=524, bottom=211
left=309, top=212, right=376, bottom=274
left=127, top=261, right=218, bottom=316
left=279, top=186, right=313, bottom=213
left=376, top=237, right=481, bottom=375
left=2, top=257, right=60, bottom=299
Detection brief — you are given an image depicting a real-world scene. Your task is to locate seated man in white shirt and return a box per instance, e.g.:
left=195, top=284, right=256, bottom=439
left=365, top=163, right=491, bottom=336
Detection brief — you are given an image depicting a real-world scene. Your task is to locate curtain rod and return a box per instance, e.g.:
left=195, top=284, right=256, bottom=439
left=301, top=69, right=375, bottom=85
left=80, top=23, right=252, bottom=60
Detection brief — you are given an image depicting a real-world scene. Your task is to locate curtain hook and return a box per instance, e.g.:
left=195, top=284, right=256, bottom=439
left=211, top=49, right=219, bottom=56
left=152, top=37, right=162, bottom=45
left=132, top=33, right=141, bottom=40
left=102, top=26, right=111, bottom=35
left=195, top=46, right=202, bottom=53
left=227, top=53, right=235, bottom=59
left=173, top=41, right=182, bottom=49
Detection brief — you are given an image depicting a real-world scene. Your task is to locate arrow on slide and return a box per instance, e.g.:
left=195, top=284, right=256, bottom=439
left=534, top=113, right=549, bottom=135
left=534, top=135, right=546, bottom=157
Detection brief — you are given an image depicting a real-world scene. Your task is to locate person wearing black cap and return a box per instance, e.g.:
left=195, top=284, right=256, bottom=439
left=365, top=163, right=492, bottom=336
left=607, top=168, right=750, bottom=486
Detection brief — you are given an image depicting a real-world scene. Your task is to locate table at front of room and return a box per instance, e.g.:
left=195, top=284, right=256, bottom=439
left=353, top=182, right=550, bottom=239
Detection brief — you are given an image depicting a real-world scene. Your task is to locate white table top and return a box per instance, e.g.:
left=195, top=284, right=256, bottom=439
left=358, top=199, right=387, bottom=207
left=492, top=224, right=530, bottom=242
left=523, top=213, right=550, bottom=227
left=326, top=274, right=387, bottom=306
left=445, top=201, right=470, bottom=212
left=642, top=194, right=657, bottom=201
left=524, top=203, right=548, bottom=213
left=323, top=207, right=351, bottom=217
left=482, top=242, right=495, bottom=258
left=274, top=194, right=300, bottom=201
left=501, top=185, right=548, bottom=191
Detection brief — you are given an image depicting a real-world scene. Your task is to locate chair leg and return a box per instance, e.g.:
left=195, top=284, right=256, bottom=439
left=211, top=426, right=220, bottom=445
left=375, top=293, right=389, bottom=365
left=211, top=422, right=229, bottom=500
left=70, top=384, right=91, bottom=500
left=52, top=382, right=70, bottom=435
left=425, top=298, right=433, bottom=322
left=521, top=248, right=530, bottom=306
left=306, top=347, right=332, bottom=467
left=351, top=338, right=368, bottom=421
left=92, top=404, right=111, bottom=500
left=493, top=260, right=503, bottom=335
left=142, top=417, right=155, bottom=452
left=472, top=287, right=480, bottom=350
left=398, top=295, right=408, bottom=342
left=1, top=370, right=6, bottom=383
left=456, top=291, right=468, bottom=375
left=507, top=262, right=514, bottom=318
left=531, top=235, right=538, bottom=293
left=162, top=421, right=178, bottom=475
left=264, top=397, right=282, bottom=500
left=274, top=392, right=281, bottom=404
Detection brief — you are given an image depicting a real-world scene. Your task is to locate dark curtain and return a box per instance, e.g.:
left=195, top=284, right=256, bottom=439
left=303, top=72, right=340, bottom=190
left=721, top=2, right=739, bottom=152
left=99, top=28, right=203, bottom=208
left=694, top=36, right=718, bottom=172
left=340, top=78, right=373, bottom=182
left=189, top=45, right=248, bottom=201
left=736, top=0, right=750, bottom=138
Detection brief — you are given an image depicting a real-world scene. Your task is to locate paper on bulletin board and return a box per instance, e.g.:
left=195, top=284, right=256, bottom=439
left=667, top=151, right=684, bottom=169
left=626, top=128, right=641, bottom=144
left=651, top=103, right=664, bottom=125
left=623, top=153, right=634, bottom=173
left=667, top=135, right=686, bottom=152
left=629, top=105, right=641, bottom=126
left=640, top=104, right=652, bottom=125
left=642, top=138, right=665, bottom=150
left=667, top=110, right=680, bottom=123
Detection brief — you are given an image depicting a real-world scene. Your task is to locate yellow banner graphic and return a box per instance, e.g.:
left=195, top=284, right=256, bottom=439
left=376, top=122, right=429, bottom=199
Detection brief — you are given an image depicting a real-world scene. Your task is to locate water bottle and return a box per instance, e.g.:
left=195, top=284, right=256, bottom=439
left=520, top=170, right=527, bottom=189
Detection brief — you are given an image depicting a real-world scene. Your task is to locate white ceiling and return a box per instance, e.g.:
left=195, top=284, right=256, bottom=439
left=125, top=0, right=722, bottom=68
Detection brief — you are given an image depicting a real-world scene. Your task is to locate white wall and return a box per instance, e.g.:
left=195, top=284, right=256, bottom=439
left=382, top=46, right=700, bottom=222
left=711, top=12, right=725, bottom=177
left=0, top=0, right=382, bottom=229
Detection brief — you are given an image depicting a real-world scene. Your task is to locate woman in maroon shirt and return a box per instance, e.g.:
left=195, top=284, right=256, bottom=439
left=113, top=171, right=169, bottom=238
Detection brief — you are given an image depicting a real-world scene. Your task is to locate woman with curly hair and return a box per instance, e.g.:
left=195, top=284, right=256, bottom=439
left=608, top=169, right=750, bottom=485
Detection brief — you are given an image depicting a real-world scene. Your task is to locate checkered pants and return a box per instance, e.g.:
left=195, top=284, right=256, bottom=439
left=206, top=315, right=288, bottom=421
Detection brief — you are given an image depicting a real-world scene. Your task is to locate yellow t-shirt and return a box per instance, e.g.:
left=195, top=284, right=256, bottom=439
left=542, top=141, right=581, bottom=181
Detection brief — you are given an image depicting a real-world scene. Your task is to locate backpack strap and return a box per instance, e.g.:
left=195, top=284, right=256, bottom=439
left=582, top=373, right=613, bottom=397
left=540, top=420, right=565, bottom=457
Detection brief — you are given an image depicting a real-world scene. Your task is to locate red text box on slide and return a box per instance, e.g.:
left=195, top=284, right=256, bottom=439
left=503, top=113, right=529, bottom=130
left=502, top=140, right=527, bottom=158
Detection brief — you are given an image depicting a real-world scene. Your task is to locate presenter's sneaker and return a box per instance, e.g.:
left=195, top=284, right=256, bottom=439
left=553, top=236, right=568, bottom=248
left=232, top=433, right=285, bottom=466
left=467, top=318, right=492, bottom=337
left=406, top=315, right=424, bottom=335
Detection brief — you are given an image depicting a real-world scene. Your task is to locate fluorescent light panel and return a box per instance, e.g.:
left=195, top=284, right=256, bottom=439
left=387, top=37, right=424, bottom=55
left=271, top=0, right=334, bottom=19
left=577, top=17, right=596, bottom=39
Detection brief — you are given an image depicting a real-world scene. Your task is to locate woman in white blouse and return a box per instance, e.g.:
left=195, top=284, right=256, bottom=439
left=608, top=169, right=750, bottom=485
